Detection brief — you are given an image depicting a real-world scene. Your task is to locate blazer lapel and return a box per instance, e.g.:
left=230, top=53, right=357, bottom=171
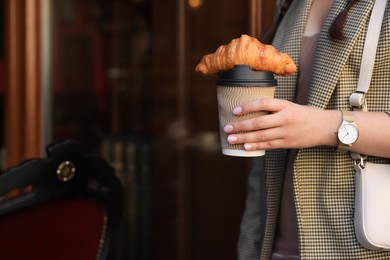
left=307, top=0, right=375, bottom=108
left=272, top=0, right=313, bottom=102
left=261, top=1, right=313, bottom=259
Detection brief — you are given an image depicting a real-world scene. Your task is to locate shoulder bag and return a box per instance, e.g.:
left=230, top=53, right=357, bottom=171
left=350, top=0, right=390, bottom=251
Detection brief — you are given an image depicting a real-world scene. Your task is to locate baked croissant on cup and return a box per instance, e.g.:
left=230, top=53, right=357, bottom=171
left=195, top=34, right=296, bottom=76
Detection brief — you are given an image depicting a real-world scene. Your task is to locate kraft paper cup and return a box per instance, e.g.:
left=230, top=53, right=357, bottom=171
left=216, top=65, right=277, bottom=157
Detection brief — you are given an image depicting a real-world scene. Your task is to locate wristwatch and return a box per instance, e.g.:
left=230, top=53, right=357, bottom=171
left=336, top=110, right=359, bottom=152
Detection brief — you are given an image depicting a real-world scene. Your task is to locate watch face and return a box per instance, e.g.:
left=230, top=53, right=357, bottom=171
left=338, top=123, right=359, bottom=145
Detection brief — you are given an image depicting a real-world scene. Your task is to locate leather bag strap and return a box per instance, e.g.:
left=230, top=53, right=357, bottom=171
left=349, top=0, right=387, bottom=162
left=349, top=0, right=387, bottom=111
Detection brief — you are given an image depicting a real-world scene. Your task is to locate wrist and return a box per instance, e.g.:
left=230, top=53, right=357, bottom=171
left=335, top=110, right=360, bottom=152
left=321, top=109, right=343, bottom=147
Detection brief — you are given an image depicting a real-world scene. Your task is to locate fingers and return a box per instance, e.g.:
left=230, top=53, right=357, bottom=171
left=243, top=140, right=285, bottom=151
left=232, top=98, right=289, bottom=116
left=224, top=113, right=277, bottom=133
left=223, top=98, right=294, bottom=151
left=224, top=105, right=290, bottom=134
left=225, top=98, right=289, bottom=133
left=227, top=128, right=282, bottom=144
left=226, top=128, right=286, bottom=150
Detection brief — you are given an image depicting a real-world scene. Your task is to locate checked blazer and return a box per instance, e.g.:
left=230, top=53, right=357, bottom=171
left=238, top=0, right=390, bottom=259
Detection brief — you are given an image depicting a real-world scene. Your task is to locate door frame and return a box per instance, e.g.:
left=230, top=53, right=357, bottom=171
left=5, top=0, right=43, bottom=167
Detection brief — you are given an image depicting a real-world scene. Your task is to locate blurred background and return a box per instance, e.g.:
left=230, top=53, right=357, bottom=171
left=0, top=0, right=275, bottom=259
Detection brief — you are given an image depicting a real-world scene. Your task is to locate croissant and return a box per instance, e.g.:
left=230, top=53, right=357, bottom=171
left=195, top=34, right=296, bottom=76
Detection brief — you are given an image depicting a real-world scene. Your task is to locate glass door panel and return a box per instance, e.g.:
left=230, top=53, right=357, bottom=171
left=48, top=1, right=273, bottom=259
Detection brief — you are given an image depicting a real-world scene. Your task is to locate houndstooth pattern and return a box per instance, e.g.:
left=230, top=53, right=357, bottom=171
left=238, top=0, right=390, bottom=259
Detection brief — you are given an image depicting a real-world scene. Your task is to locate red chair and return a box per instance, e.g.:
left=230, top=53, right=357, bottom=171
left=0, top=141, right=124, bottom=260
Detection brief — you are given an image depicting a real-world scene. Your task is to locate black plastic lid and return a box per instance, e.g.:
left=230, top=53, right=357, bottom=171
left=216, top=64, right=277, bottom=86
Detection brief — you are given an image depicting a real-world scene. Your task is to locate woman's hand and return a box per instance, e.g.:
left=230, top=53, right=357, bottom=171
left=223, top=98, right=341, bottom=151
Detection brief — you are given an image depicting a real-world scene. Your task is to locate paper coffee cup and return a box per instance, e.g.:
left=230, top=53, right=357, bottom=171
left=215, top=65, right=277, bottom=157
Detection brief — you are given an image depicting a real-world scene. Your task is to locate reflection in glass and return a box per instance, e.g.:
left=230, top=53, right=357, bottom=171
left=48, top=0, right=254, bottom=259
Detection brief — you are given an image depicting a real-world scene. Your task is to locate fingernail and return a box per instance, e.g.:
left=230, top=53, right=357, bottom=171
left=244, top=144, right=252, bottom=150
left=233, top=106, right=242, bottom=115
left=227, top=135, right=237, bottom=143
left=224, top=125, right=233, bottom=133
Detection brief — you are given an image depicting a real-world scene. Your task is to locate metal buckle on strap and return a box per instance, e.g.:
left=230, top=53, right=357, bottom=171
left=354, top=157, right=366, bottom=170
left=351, top=152, right=367, bottom=170
left=349, top=92, right=367, bottom=111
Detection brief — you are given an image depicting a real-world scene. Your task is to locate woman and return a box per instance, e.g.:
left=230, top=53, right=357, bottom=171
left=233, top=0, right=390, bottom=259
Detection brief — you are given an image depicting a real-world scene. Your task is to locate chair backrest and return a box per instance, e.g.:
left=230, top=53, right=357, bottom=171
left=0, top=140, right=124, bottom=260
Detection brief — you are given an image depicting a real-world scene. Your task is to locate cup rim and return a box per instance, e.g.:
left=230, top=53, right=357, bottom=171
left=215, top=65, right=277, bottom=87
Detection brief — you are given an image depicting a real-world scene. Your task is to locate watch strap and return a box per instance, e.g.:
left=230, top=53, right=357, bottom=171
left=342, top=110, right=354, bottom=123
